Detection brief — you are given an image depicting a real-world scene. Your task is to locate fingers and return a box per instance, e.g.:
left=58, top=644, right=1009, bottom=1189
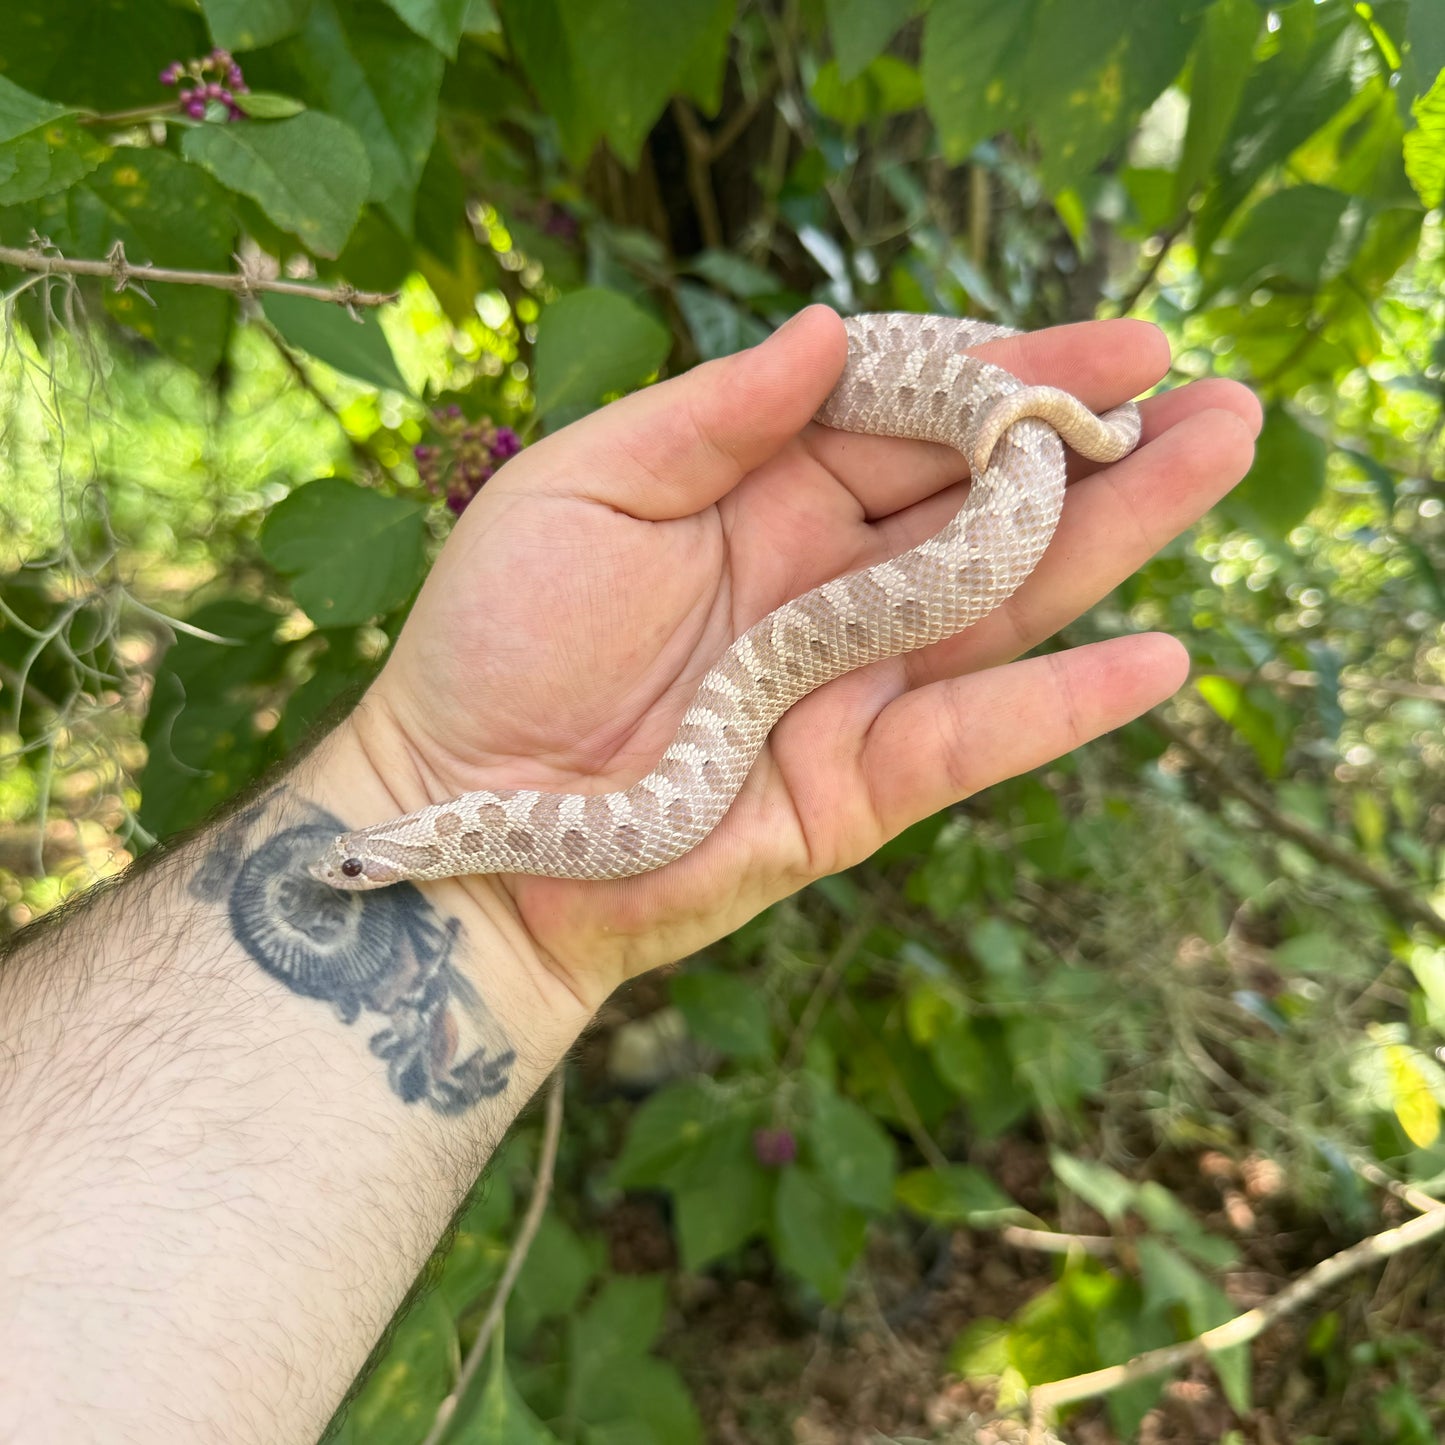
left=513, top=304, right=849, bottom=520
left=896, top=406, right=1257, bottom=686
left=857, top=633, right=1188, bottom=843
left=803, top=318, right=1175, bottom=518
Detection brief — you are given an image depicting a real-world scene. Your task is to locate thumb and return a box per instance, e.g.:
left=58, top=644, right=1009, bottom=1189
left=518, top=304, right=849, bottom=520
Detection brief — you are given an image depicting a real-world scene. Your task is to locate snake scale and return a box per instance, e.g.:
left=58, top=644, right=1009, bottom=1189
left=311, top=313, right=1142, bottom=891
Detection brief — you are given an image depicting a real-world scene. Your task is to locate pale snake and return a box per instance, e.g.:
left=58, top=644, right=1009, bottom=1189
left=311, top=313, right=1143, bottom=891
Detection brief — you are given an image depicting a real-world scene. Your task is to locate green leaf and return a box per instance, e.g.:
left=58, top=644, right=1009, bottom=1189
left=182, top=113, right=370, bottom=258
left=327, top=1291, right=456, bottom=1445
left=2, top=0, right=204, bottom=112
left=0, top=75, right=108, bottom=205
left=238, top=92, right=308, bottom=120
left=1217, top=403, right=1328, bottom=543
left=202, top=0, right=311, bottom=50
left=806, top=1088, right=896, bottom=1213
left=968, top=917, right=1025, bottom=977
left=13, top=147, right=235, bottom=374
left=554, top=0, right=737, bottom=166
left=825, top=0, right=918, bottom=82
left=512, top=1211, right=601, bottom=1322
left=1194, top=675, right=1289, bottom=778
left=381, top=0, right=471, bottom=56
left=498, top=0, right=598, bottom=167
left=670, top=970, right=773, bottom=1060
left=810, top=56, right=923, bottom=126
left=568, top=1358, right=702, bottom=1445
left=570, top=1275, right=668, bottom=1367
left=675, top=283, right=771, bottom=361
left=771, top=1165, right=868, bottom=1303
left=610, top=1082, right=712, bottom=1189
left=1402, top=0, right=1445, bottom=109
left=923, top=0, right=1206, bottom=186
left=1405, top=68, right=1445, bottom=208
left=921, top=0, right=1031, bottom=163
left=673, top=1164, right=774, bottom=1269
left=263, top=293, right=407, bottom=392
left=286, top=0, right=443, bottom=233
left=1050, top=1150, right=1135, bottom=1223
left=1173, top=0, right=1260, bottom=213
left=1194, top=8, right=1357, bottom=251
left=686, top=249, right=780, bottom=299
left=674, top=0, right=738, bottom=116
left=1133, top=1182, right=1238, bottom=1269
left=279, top=638, right=378, bottom=750
left=533, top=287, right=670, bottom=418
left=473, top=1332, right=563, bottom=1444
left=260, top=479, right=429, bottom=627
left=138, top=601, right=287, bottom=837
left=894, top=1165, right=1026, bottom=1227
left=1205, top=184, right=1353, bottom=299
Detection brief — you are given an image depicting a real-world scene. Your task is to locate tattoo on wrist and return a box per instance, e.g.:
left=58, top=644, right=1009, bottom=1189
left=190, top=791, right=515, bottom=1114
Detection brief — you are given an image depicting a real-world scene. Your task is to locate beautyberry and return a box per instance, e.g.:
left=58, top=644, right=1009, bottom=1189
left=752, top=1128, right=797, bottom=1169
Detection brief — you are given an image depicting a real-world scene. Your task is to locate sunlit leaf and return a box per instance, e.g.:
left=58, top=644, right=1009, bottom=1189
left=260, top=478, right=428, bottom=627
left=894, top=1165, right=1026, bottom=1226
left=0, top=76, right=108, bottom=205
left=202, top=0, right=311, bottom=50
left=182, top=113, right=370, bottom=257
left=263, top=293, right=408, bottom=392
left=533, top=287, right=670, bottom=418
left=1404, top=68, right=1445, bottom=207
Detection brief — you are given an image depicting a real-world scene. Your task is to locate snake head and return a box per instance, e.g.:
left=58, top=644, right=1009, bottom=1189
left=308, top=832, right=402, bottom=891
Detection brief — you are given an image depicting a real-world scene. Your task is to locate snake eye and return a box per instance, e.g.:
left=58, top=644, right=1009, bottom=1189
left=340, top=858, right=364, bottom=879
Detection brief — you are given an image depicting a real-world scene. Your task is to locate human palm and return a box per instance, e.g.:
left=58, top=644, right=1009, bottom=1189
left=359, top=307, right=1259, bottom=1006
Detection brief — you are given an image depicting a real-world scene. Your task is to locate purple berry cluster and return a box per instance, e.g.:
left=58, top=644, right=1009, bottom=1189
left=159, top=48, right=249, bottom=121
left=752, top=1127, right=798, bottom=1169
left=413, top=406, right=521, bottom=515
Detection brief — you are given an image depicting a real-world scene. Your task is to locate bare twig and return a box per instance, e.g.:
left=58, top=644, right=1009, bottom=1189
left=420, top=1070, right=565, bottom=1445
left=0, top=242, right=398, bottom=308
left=1001, top=1224, right=1115, bottom=1257
left=1112, top=217, right=1187, bottom=318
left=780, top=917, right=870, bottom=1074
left=1151, top=711, right=1445, bottom=941
left=671, top=100, right=725, bottom=252
left=1025, top=1202, right=1445, bottom=1441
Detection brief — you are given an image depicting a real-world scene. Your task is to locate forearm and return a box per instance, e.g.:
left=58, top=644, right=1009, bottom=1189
left=0, top=723, right=589, bottom=1445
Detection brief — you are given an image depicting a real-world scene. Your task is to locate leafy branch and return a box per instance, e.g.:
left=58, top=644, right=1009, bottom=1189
left=1151, top=711, right=1445, bottom=942
left=1025, top=1193, right=1445, bottom=1442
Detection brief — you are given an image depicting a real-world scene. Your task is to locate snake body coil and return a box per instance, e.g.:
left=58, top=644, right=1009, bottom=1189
left=312, top=314, right=1141, bottom=890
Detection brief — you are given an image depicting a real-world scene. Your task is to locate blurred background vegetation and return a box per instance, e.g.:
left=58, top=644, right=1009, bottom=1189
left=3, top=0, right=1445, bottom=1440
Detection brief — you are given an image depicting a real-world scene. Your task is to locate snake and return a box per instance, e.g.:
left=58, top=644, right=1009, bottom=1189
left=310, top=313, right=1143, bottom=892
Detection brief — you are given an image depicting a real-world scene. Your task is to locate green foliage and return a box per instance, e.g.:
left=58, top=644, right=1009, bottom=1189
left=260, top=479, right=429, bottom=628
left=4, top=0, right=1445, bottom=1439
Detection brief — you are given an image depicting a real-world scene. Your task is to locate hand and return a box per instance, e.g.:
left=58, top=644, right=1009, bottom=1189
left=350, top=306, right=1259, bottom=1010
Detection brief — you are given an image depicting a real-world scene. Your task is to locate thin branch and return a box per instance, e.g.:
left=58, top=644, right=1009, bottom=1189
left=0, top=242, right=398, bottom=308
left=1001, top=1225, right=1115, bottom=1257
left=1150, top=711, right=1445, bottom=942
left=420, top=1069, right=565, bottom=1445
left=1025, top=1201, right=1445, bottom=1442
left=1112, top=216, right=1188, bottom=318
left=671, top=100, right=725, bottom=252
left=780, top=918, right=869, bottom=1074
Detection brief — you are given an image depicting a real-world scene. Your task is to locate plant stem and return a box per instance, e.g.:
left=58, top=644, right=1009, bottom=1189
left=0, top=241, right=398, bottom=308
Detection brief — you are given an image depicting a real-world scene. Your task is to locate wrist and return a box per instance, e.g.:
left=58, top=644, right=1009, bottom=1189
left=296, top=712, right=595, bottom=1061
